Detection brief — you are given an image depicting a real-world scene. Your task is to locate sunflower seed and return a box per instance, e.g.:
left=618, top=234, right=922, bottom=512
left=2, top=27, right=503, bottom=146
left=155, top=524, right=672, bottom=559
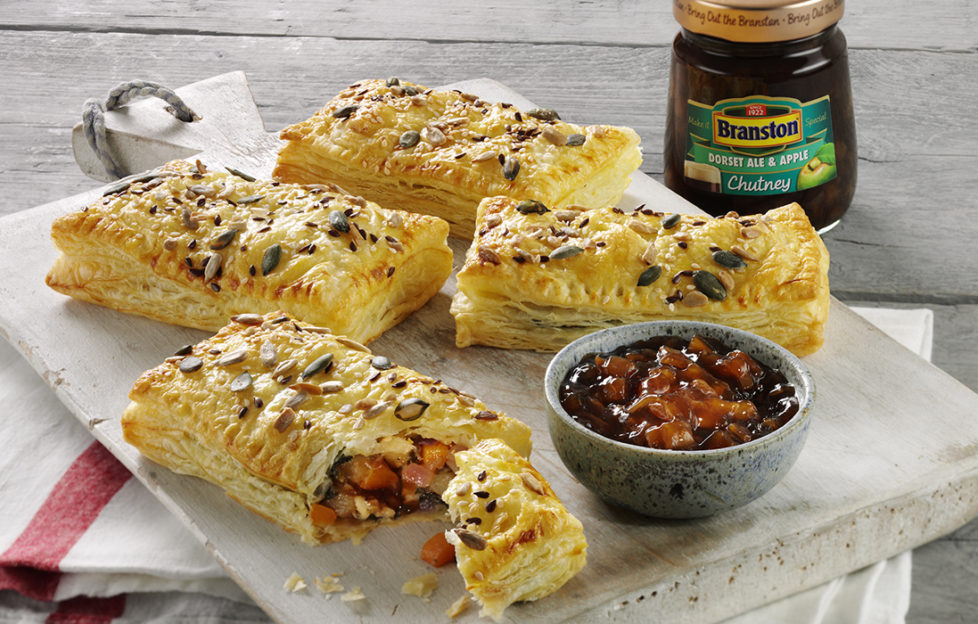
left=637, top=265, right=662, bottom=287
left=526, top=107, right=560, bottom=121
left=399, top=130, right=420, bottom=148
left=181, top=207, right=199, bottom=230
left=472, top=150, right=497, bottom=163
left=216, top=349, right=247, bottom=366
left=273, top=359, right=297, bottom=378
left=231, top=313, right=264, bottom=325
left=541, top=126, right=566, bottom=146
left=301, top=353, right=334, bottom=379
left=262, top=244, right=282, bottom=275
left=554, top=210, right=578, bottom=222
left=274, top=408, right=295, bottom=432
left=693, top=270, right=727, bottom=301
left=163, top=238, right=178, bottom=251
left=203, top=252, right=223, bottom=281
left=730, top=245, right=759, bottom=262
left=474, top=410, right=498, bottom=421
left=336, top=336, right=369, bottom=352
left=713, top=249, right=747, bottom=270
left=188, top=184, right=216, bottom=197
left=515, top=199, right=549, bottom=215
left=566, top=133, right=586, bottom=147
left=628, top=218, right=655, bottom=235
left=285, top=391, right=309, bottom=410
left=682, top=290, right=710, bottom=307
left=741, top=226, right=763, bottom=239
left=452, top=528, right=487, bottom=550
left=178, top=356, right=203, bottom=373
left=394, top=398, right=429, bottom=421
left=320, top=380, right=345, bottom=393
left=641, top=242, right=658, bottom=265
left=210, top=229, right=238, bottom=250
left=364, top=401, right=391, bottom=419
left=421, top=126, right=446, bottom=146
left=410, top=94, right=428, bottom=106
left=502, top=157, right=520, bottom=181
left=230, top=372, right=253, bottom=392
left=550, top=245, right=583, bottom=260
left=521, top=471, right=545, bottom=495
left=332, top=104, right=358, bottom=119
left=259, top=340, right=277, bottom=368
left=716, top=268, right=735, bottom=292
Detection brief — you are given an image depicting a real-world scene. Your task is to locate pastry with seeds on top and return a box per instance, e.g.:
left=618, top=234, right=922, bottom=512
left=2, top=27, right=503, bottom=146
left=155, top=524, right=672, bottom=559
left=273, top=78, right=642, bottom=239
left=45, top=160, right=452, bottom=343
left=451, top=199, right=830, bottom=356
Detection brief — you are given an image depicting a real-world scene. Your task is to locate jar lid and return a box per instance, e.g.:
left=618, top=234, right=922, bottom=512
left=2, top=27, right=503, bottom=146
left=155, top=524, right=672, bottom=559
left=673, top=0, right=844, bottom=43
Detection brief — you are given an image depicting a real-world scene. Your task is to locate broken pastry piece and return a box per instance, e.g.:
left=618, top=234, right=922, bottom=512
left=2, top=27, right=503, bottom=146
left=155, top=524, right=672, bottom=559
left=444, top=439, right=588, bottom=621
left=273, top=78, right=642, bottom=239
left=122, top=311, right=532, bottom=545
left=46, top=160, right=452, bottom=343
left=451, top=199, right=830, bottom=356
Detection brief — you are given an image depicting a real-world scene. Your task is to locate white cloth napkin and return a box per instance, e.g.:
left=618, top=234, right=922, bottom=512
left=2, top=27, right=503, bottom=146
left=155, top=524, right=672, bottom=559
left=0, top=307, right=931, bottom=622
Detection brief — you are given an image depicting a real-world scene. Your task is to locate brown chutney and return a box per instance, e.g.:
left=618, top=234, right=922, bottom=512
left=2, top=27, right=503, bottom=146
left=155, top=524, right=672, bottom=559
left=558, top=334, right=798, bottom=451
left=664, top=0, right=856, bottom=233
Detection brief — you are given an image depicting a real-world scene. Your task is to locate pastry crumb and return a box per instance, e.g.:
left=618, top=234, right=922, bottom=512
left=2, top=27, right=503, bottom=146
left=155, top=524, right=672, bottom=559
left=314, top=575, right=344, bottom=594
left=341, top=586, right=366, bottom=602
left=401, top=572, right=438, bottom=600
left=446, top=594, right=472, bottom=618
left=283, top=572, right=307, bottom=593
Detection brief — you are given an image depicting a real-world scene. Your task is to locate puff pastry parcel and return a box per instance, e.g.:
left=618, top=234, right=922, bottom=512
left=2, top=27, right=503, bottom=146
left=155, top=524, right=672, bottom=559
left=451, top=200, right=830, bottom=356
left=273, top=78, right=642, bottom=239
left=46, top=161, right=452, bottom=343
left=123, top=312, right=585, bottom=615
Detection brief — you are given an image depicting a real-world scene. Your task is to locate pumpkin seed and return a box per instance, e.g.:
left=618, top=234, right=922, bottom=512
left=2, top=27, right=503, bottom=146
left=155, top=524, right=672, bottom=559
left=262, top=244, right=282, bottom=275
left=399, top=130, right=420, bottom=148
left=225, top=166, right=256, bottom=182
left=300, top=353, right=334, bottom=379
left=550, top=245, right=584, bottom=260
left=712, top=249, right=746, bottom=270
left=392, top=398, right=428, bottom=421
left=328, top=210, right=350, bottom=233
left=371, top=355, right=393, bottom=370
left=452, top=528, right=487, bottom=551
left=332, top=104, right=358, bottom=119
left=238, top=194, right=265, bottom=205
left=230, top=372, right=253, bottom=392
left=662, top=214, right=681, bottom=229
left=178, top=356, right=203, bottom=373
left=515, top=199, right=549, bottom=215
left=174, top=344, right=194, bottom=356
left=637, top=265, right=662, bottom=287
left=210, top=229, right=238, bottom=250
left=386, top=77, right=400, bottom=86
left=693, top=270, right=727, bottom=301
left=502, top=156, right=520, bottom=181
left=566, top=133, right=586, bottom=147
left=526, top=107, right=560, bottom=121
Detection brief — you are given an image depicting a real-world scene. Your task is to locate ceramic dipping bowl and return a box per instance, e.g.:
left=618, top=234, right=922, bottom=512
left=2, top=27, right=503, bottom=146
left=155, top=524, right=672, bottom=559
left=545, top=321, right=815, bottom=518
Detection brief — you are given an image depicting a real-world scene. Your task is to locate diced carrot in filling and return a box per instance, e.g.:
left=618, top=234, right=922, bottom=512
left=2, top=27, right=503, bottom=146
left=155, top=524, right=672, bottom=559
left=341, top=455, right=400, bottom=492
left=309, top=503, right=338, bottom=526
left=420, top=531, right=456, bottom=567
left=419, top=440, right=451, bottom=472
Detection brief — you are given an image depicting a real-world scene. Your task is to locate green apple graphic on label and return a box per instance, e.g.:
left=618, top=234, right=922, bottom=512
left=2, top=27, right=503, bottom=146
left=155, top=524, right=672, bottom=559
left=796, top=142, right=837, bottom=190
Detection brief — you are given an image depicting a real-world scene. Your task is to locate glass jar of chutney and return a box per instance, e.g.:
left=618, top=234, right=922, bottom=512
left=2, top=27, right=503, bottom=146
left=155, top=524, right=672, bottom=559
left=664, top=0, right=856, bottom=233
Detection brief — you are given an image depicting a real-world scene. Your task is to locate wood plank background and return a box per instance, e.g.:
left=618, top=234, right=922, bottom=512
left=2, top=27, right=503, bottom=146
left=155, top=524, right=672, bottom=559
left=2, top=2, right=976, bottom=622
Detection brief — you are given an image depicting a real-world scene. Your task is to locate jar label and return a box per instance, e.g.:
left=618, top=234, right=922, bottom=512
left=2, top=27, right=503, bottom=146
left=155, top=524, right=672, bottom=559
left=684, top=95, right=837, bottom=195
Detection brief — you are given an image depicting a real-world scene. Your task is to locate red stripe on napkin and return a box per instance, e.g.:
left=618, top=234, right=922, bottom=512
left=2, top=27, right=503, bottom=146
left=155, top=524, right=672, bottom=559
left=46, top=594, right=127, bottom=623
left=0, top=441, right=132, bottom=600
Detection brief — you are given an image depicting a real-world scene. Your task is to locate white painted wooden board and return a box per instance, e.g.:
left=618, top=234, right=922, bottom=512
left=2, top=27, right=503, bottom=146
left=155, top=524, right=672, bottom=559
left=1, top=76, right=977, bottom=624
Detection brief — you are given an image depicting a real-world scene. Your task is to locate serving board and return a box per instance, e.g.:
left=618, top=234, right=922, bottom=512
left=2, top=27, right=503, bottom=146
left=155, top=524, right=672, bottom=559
left=2, top=73, right=978, bottom=624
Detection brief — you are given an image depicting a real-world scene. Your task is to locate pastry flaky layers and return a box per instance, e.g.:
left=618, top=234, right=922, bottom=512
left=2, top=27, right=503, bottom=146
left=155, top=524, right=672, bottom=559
left=273, top=78, right=642, bottom=239
left=45, top=160, right=452, bottom=343
left=122, top=311, right=586, bottom=619
left=452, top=199, right=830, bottom=356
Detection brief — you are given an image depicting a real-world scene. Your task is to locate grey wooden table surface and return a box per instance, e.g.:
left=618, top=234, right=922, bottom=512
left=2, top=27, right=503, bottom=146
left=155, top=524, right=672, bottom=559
left=2, top=2, right=976, bottom=622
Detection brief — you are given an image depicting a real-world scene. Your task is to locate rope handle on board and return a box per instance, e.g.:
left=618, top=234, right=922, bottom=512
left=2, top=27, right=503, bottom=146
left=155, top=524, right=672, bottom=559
left=81, top=80, right=202, bottom=179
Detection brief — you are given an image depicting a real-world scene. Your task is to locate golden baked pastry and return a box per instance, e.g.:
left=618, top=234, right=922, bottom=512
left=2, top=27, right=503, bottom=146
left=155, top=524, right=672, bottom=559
left=273, top=78, right=642, bottom=239
left=122, top=311, right=533, bottom=545
left=444, top=439, right=587, bottom=621
left=451, top=199, right=830, bottom=356
left=46, top=161, right=452, bottom=343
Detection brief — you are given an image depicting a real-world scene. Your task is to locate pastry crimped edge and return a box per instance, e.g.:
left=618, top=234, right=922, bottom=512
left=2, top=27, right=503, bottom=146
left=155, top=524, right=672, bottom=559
left=122, top=311, right=533, bottom=545
left=46, top=160, right=453, bottom=343
left=444, top=439, right=588, bottom=621
left=273, top=78, right=642, bottom=239
left=451, top=199, right=830, bottom=356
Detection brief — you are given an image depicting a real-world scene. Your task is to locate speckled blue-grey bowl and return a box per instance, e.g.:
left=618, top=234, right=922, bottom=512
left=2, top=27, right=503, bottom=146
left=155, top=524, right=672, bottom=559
left=545, top=321, right=815, bottom=518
